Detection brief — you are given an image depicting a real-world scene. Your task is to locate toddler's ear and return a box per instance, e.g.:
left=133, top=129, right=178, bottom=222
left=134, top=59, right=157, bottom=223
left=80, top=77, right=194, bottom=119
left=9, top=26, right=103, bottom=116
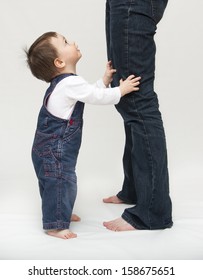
left=54, top=58, right=65, bottom=69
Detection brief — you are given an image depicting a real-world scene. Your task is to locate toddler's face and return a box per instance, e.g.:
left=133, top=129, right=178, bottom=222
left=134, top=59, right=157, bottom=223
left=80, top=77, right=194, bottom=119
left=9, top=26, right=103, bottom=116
left=51, top=33, right=82, bottom=64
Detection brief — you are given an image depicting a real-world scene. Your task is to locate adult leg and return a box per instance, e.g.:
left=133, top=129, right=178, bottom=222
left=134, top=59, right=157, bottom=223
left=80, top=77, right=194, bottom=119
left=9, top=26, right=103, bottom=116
left=103, top=123, right=137, bottom=204
left=104, top=0, right=172, bottom=230
left=105, top=0, right=137, bottom=205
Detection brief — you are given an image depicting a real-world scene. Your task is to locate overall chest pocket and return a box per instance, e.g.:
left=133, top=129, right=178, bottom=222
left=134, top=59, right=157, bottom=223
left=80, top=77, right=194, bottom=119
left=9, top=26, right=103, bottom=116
left=63, top=120, right=83, bottom=143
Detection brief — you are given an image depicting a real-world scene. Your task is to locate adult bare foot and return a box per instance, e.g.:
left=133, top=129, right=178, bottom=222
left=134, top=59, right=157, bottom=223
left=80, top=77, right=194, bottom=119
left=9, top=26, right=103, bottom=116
left=103, top=217, right=135, bottom=231
left=47, top=229, right=77, bottom=239
left=103, top=196, right=124, bottom=204
left=71, top=214, right=81, bottom=222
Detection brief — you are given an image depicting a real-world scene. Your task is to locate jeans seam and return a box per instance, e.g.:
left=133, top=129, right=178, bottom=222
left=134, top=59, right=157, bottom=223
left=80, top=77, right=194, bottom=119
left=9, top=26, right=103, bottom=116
left=125, top=1, right=134, bottom=77
left=132, top=103, right=154, bottom=227
left=56, top=180, right=62, bottom=221
left=150, top=0, right=155, bottom=18
left=144, top=129, right=154, bottom=227
left=124, top=7, right=130, bottom=77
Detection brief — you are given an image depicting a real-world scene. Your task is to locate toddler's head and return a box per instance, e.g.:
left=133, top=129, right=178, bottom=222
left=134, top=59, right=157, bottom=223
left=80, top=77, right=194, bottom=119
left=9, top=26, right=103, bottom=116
left=26, top=32, right=59, bottom=82
left=25, top=32, right=81, bottom=82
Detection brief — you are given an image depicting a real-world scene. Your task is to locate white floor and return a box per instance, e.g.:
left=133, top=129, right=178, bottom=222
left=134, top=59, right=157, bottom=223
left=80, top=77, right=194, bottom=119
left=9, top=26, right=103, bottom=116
left=0, top=177, right=203, bottom=260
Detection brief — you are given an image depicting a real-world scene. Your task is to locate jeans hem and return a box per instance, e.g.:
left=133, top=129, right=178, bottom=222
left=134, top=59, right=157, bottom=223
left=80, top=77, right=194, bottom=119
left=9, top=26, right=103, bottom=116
left=122, top=213, right=173, bottom=230
left=117, top=193, right=136, bottom=205
left=43, top=221, right=70, bottom=230
left=122, top=213, right=144, bottom=229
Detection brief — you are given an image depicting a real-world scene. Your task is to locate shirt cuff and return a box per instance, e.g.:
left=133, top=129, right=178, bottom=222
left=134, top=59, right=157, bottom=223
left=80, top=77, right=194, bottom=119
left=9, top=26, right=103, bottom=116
left=97, top=78, right=121, bottom=104
left=112, top=87, right=121, bottom=104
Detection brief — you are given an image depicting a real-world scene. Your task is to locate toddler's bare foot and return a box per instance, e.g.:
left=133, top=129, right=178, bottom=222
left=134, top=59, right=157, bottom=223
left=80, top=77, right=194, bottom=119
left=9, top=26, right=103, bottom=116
left=71, top=214, right=81, bottom=222
left=103, top=195, right=124, bottom=204
left=103, top=217, right=135, bottom=231
left=47, top=229, right=77, bottom=239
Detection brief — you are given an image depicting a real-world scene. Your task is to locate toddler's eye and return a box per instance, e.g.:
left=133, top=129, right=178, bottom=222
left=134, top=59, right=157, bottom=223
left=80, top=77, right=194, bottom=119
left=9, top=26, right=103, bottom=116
left=63, top=36, right=70, bottom=45
left=64, top=39, right=69, bottom=45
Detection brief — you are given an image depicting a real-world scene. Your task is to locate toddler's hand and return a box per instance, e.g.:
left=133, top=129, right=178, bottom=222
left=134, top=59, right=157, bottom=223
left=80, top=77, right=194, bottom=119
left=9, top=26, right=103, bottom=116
left=119, top=75, right=141, bottom=96
left=103, top=61, right=116, bottom=87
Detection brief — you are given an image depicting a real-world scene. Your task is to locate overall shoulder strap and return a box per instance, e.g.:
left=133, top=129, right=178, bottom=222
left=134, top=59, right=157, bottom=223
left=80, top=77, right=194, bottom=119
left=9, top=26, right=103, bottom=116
left=43, top=73, right=76, bottom=105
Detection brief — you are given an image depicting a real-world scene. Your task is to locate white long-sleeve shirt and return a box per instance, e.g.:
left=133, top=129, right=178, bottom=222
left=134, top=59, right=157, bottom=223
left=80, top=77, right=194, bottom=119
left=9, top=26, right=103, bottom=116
left=46, top=75, right=121, bottom=120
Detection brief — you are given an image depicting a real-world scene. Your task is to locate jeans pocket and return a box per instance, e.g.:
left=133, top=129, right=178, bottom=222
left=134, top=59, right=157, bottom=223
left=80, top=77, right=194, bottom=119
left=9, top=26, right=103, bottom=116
left=32, top=130, right=58, bottom=156
left=43, top=147, right=62, bottom=178
left=32, top=130, right=62, bottom=178
left=151, top=0, right=168, bottom=24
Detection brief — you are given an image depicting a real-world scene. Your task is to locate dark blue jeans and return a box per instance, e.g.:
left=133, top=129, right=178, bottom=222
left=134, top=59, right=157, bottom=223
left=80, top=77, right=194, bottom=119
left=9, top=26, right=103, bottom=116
left=106, top=0, right=173, bottom=229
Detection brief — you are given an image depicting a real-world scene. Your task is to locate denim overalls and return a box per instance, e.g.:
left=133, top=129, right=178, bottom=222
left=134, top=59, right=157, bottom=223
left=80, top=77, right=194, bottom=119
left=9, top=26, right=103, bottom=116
left=32, top=74, right=84, bottom=230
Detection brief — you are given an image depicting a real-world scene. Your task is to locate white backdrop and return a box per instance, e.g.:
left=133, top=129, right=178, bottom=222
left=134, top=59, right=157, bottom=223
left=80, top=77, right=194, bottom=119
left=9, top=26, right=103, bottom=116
left=0, top=0, right=203, bottom=260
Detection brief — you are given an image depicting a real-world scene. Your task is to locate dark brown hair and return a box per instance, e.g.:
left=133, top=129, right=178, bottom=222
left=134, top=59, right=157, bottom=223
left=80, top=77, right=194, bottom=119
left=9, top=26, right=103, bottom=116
left=25, top=32, right=58, bottom=82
